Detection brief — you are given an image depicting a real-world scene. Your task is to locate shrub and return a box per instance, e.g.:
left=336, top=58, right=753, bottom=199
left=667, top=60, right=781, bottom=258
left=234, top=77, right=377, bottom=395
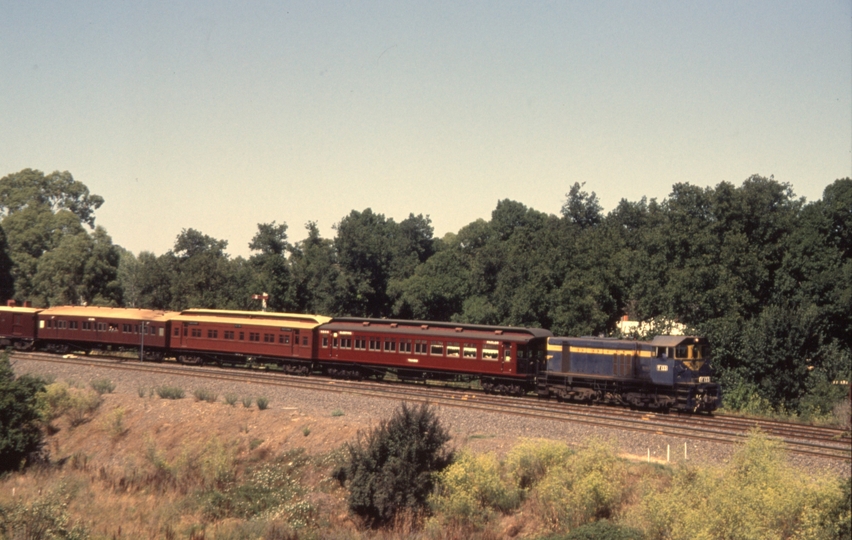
left=331, top=409, right=344, bottom=417
left=0, top=353, right=46, bottom=472
left=635, top=431, right=850, bottom=540
left=505, top=438, right=573, bottom=491
left=156, top=386, right=185, bottom=399
left=36, top=382, right=72, bottom=423
left=101, top=406, right=128, bottom=439
left=65, top=388, right=103, bottom=427
left=532, top=438, right=626, bottom=531
left=224, top=393, right=239, bottom=406
left=335, top=402, right=453, bottom=528
left=543, top=519, right=644, bottom=540
left=256, top=396, right=269, bottom=410
left=193, top=387, right=218, bottom=403
left=0, top=491, right=88, bottom=540
left=242, top=396, right=253, bottom=408
left=90, top=378, right=115, bottom=395
left=137, top=386, right=147, bottom=398
left=430, top=451, right=519, bottom=526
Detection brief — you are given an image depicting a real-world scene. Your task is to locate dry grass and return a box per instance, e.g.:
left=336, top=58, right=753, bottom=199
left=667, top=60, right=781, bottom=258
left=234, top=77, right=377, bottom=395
left=2, top=391, right=848, bottom=540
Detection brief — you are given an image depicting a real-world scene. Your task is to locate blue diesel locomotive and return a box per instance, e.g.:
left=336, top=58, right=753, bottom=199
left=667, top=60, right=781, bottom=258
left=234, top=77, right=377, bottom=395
left=540, top=335, right=720, bottom=412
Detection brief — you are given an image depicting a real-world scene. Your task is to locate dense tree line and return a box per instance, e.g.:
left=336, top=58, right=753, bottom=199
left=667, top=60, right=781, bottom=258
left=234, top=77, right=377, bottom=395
left=1, top=169, right=849, bottom=415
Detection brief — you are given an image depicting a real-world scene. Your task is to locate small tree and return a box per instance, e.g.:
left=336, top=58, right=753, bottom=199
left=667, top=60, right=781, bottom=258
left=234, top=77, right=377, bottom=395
left=336, top=402, right=453, bottom=528
left=0, top=352, right=46, bottom=472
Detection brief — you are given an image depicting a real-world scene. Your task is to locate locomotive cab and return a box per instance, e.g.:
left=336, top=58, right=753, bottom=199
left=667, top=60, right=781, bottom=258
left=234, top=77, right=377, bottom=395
left=647, top=336, right=720, bottom=412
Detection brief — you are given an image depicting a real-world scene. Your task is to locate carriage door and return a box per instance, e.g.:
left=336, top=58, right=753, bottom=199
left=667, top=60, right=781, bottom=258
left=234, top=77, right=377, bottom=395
left=502, top=342, right=512, bottom=373
left=12, top=314, right=22, bottom=336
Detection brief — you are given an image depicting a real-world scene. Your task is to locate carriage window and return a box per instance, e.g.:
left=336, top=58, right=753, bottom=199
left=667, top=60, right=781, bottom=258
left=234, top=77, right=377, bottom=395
left=504, top=345, right=512, bottom=362
left=69, top=321, right=78, bottom=330
left=249, top=333, right=260, bottom=342
left=224, top=331, right=234, bottom=339
left=369, top=338, right=381, bottom=351
left=430, top=341, right=444, bottom=356
left=83, top=321, right=92, bottom=331
left=191, top=328, right=202, bottom=338
left=57, top=321, right=67, bottom=329
left=264, top=333, right=274, bottom=343
left=340, top=337, right=352, bottom=349
left=463, top=344, right=478, bottom=359
left=302, top=336, right=308, bottom=346
left=174, top=327, right=180, bottom=336
left=482, top=348, right=499, bottom=361
left=399, top=339, right=412, bottom=353
left=279, top=334, right=289, bottom=344
left=239, top=332, right=244, bottom=340
left=333, top=337, right=338, bottom=348
left=446, top=343, right=460, bottom=357
left=415, top=340, right=427, bottom=354
left=209, top=330, right=219, bottom=339
left=322, top=336, right=329, bottom=347
left=384, top=339, right=396, bottom=352
left=354, top=338, right=366, bottom=350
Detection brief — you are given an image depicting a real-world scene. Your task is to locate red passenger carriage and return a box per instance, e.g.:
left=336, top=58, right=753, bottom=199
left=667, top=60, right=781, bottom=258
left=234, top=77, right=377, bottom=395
left=0, top=301, right=40, bottom=349
left=35, top=306, right=175, bottom=359
left=168, top=309, right=331, bottom=373
left=317, top=318, right=552, bottom=395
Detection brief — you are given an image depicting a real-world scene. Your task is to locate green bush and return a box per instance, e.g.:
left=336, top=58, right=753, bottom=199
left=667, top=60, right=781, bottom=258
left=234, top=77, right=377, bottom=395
left=335, top=402, right=453, bottom=528
left=635, top=431, right=850, bottom=540
left=542, top=519, right=644, bottom=540
left=532, top=439, right=626, bottom=531
left=101, top=406, right=127, bottom=439
left=256, top=396, right=269, bottom=410
left=242, top=396, right=253, bottom=408
left=224, top=393, right=239, bottom=406
left=193, top=387, right=218, bottom=403
left=156, top=385, right=185, bottom=399
left=0, top=353, right=46, bottom=472
left=65, top=388, right=103, bottom=426
left=430, top=451, right=519, bottom=526
left=90, top=378, right=115, bottom=395
left=505, top=438, right=573, bottom=491
left=35, top=382, right=72, bottom=423
left=0, top=491, right=88, bottom=540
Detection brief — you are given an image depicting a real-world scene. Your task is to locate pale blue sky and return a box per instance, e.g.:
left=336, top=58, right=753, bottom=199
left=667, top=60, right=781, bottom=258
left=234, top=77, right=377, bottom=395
left=2, top=1, right=850, bottom=258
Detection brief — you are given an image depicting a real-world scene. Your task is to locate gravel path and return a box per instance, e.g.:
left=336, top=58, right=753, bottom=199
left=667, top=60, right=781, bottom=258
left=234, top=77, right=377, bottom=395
left=12, top=357, right=850, bottom=478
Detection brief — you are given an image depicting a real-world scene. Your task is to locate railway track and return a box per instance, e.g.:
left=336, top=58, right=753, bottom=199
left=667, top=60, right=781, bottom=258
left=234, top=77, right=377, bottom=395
left=12, top=351, right=852, bottom=463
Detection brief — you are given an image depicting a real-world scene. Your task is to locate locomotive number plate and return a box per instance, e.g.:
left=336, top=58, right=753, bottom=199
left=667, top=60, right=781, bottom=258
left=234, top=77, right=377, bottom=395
left=656, top=365, right=668, bottom=372
left=699, top=376, right=711, bottom=383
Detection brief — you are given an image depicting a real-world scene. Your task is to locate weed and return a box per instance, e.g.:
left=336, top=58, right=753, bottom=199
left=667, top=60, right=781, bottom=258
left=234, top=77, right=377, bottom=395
left=66, top=388, right=103, bottom=427
left=224, top=393, right=239, bottom=406
left=137, top=386, right=147, bottom=398
left=302, top=426, right=311, bottom=437
left=256, top=396, right=269, bottom=410
left=90, top=378, right=115, bottom=395
left=193, top=387, right=218, bottom=403
left=250, top=438, right=264, bottom=450
left=156, top=386, right=185, bottom=400
left=242, top=396, right=253, bottom=408
left=101, top=406, right=128, bottom=439
left=331, top=409, right=344, bottom=417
